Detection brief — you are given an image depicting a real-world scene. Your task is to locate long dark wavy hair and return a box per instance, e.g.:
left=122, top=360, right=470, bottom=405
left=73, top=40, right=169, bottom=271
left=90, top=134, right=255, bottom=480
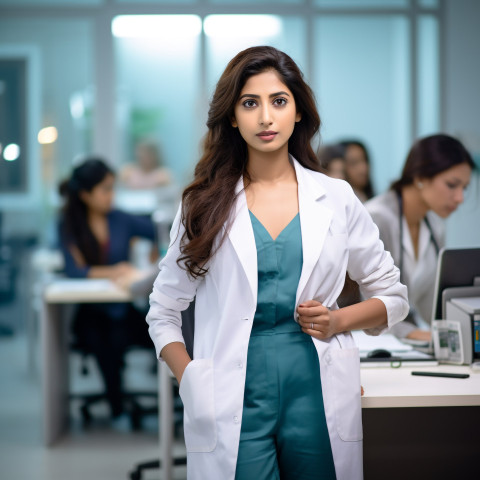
left=179, top=46, right=322, bottom=278
left=59, top=158, right=114, bottom=265
left=391, top=134, right=474, bottom=193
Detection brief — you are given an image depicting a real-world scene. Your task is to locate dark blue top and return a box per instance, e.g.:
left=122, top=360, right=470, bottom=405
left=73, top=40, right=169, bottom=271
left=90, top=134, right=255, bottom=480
left=58, top=209, right=156, bottom=278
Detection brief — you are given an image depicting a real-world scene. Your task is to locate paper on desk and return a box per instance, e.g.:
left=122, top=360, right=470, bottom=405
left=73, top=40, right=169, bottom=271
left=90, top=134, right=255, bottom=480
left=351, top=330, right=413, bottom=354
left=47, top=278, right=119, bottom=293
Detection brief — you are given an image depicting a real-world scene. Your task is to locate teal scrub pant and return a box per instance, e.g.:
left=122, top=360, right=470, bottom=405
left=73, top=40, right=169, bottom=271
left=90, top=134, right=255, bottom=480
left=235, top=332, right=336, bottom=480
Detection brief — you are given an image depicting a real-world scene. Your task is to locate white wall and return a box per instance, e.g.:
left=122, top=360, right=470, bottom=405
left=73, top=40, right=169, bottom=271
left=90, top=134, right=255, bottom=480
left=443, top=0, right=480, bottom=248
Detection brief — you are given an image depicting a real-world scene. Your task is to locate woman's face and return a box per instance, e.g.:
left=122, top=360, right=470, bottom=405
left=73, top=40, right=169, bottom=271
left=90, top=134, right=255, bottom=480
left=327, top=157, right=346, bottom=180
left=231, top=69, right=301, bottom=158
left=344, top=144, right=369, bottom=190
left=136, top=145, right=157, bottom=172
left=420, top=163, right=472, bottom=218
left=80, top=173, right=115, bottom=215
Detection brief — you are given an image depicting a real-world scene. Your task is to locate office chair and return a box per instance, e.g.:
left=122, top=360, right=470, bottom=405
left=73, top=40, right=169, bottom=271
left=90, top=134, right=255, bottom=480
left=129, top=300, right=195, bottom=480
left=69, top=345, right=158, bottom=429
left=70, top=338, right=108, bottom=424
left=70, top=318, right=160, bottom=430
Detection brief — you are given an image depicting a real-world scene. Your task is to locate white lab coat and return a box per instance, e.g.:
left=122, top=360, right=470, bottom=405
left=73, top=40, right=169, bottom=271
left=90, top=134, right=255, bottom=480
left=365, top=190, right=444, bottom=337
left=147, top=158, right=409, bottom=480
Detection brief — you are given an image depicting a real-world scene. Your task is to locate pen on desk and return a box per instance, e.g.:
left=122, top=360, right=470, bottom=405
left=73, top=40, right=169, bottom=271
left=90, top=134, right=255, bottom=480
left=411, top=371, right=470, bottom=379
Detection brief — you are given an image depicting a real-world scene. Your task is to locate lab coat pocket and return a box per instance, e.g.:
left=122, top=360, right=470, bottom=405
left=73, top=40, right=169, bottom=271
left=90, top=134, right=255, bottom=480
left=328, top=347, right=363, bottom=442
left=179, top=358, right=217, bottom=452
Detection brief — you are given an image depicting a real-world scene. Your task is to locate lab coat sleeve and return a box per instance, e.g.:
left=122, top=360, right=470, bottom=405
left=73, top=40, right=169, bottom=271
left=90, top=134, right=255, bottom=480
left=146, top=205, right=201, bottom=360
left=345, top=189, right=409, bottom=335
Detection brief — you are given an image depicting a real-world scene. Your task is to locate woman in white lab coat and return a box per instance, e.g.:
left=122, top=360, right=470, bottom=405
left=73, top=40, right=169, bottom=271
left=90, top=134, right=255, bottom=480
left=365, top=134, right=474, bottom=341
left=146, top=46, right=408, bottom=480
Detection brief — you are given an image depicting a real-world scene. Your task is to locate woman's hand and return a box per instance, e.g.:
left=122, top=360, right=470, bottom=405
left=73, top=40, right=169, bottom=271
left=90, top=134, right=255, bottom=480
left=406, top=329, right=432, bottom=342
left=160, top=342, right=192, bottom=385
left=111, top=262, right=142, bottom=290
left=297, top=300, right=339, bottom=340
left=111, top=261, right=136, bottom=279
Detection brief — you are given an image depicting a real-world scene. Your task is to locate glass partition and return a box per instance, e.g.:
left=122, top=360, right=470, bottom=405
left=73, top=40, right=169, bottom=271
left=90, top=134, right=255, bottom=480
left=313, top=15, right=411, bottom=193
left=314, top=0, right=408, bottom=8
left=417, top=14, right=440, bottom=137
left=0, top=17, right=94, bottom=219
left=208, top=0, right=302, bottom=4
left=205, top=15, right=307, bottom=95
left=113, top=15, right=202, bottom=185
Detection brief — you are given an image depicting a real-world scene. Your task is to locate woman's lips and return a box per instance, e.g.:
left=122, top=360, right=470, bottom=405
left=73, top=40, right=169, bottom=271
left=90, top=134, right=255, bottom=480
left=257, top=131, right=278, bottom=141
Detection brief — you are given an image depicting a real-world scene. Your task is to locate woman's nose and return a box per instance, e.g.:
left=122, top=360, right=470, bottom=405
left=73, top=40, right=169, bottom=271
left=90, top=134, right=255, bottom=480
left=454, top=187, right=464, bottom=204
left=259, top=105, right=273, bottom=126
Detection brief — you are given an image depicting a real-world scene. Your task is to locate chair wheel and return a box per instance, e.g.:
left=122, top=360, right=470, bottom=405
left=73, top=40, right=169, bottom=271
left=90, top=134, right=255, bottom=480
left=80, top=404, right=92, bottom=424
left=129, top=470, right=141, bottom=480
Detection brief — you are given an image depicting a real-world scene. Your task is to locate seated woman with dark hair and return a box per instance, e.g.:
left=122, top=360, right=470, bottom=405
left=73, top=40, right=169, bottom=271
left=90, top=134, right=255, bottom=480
left=58, top=157, right=156, bottom=423
left=366, top=134, right=474, bottom=341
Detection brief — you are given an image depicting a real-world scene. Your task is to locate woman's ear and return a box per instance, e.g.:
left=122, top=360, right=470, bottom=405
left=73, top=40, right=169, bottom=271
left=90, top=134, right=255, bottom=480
left=295, top=111, right=302, bottom=123
left=413, top=176, right=428, bottom=190
left=231, top=117, right=238, bottom=128
left=79, top=190, right=90, bottom=204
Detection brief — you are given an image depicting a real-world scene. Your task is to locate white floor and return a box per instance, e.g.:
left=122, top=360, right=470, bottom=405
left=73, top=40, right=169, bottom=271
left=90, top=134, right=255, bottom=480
left=0, top=333, right=187, bottom=480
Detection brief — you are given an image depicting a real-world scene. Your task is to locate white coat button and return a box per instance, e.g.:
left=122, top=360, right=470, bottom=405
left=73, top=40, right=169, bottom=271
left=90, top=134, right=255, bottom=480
left=233, top=415, right=239, bottom=424
left=237, top=362, right=243, bottom=369
left=325, top=354, right=332, bottom=365
left=242, top=317, right=249, bottom=321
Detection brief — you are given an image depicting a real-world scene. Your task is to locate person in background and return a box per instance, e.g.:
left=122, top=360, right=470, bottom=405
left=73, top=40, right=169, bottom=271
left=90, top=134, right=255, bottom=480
left=340, top=139, right=374, bottom=202
left=318, top=143, right=346, bottom=180
left=146, top=45, right=408, bottom=480
left=58, top=157, right=156, bottom=425
left=120, top=140, right=171, bottom=190
left=365, top=134, right=474, bottom=341
left=318, top=143, right=361, bottom=307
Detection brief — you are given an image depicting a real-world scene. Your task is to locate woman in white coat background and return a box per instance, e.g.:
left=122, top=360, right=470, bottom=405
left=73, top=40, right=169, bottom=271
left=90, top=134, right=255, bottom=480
left=365, top=134, right=474, bottom=341
left=146, top=46, right=409, bottom=480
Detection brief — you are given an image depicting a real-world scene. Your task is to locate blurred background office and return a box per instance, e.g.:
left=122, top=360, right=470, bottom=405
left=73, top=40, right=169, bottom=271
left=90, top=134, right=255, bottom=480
left=1, top=1, right=480, bottom=479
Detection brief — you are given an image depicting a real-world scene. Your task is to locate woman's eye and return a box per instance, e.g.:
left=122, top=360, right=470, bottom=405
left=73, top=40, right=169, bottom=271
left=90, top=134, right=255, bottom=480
left=446, top=182, right=458, bottom=190
left=273, top=97, right=287, bottom=106
left=242, top=100, right=257, bottom=108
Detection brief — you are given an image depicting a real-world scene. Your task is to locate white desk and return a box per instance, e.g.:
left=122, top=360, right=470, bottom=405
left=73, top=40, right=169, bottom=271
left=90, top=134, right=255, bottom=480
left=41, top=279, right=132, bottom=446
left=361, top=364, right=480, bottom=408
left=360, top=364, right=480, bottom=479
left=41, top=279, right=181, bottom=479
left=42, top=278, right=180, bottom=479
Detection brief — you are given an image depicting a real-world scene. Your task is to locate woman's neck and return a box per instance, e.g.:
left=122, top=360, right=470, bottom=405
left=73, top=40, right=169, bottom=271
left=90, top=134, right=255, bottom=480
left=246, top=149, right=294, bottom=185
left=401, top=184, right=429, bottom=227
left=87, top=209, right=106, bottom=223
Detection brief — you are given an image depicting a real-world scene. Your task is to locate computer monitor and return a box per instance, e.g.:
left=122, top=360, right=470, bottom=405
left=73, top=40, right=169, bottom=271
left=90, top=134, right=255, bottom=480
left=431, top=247, right=480, bottom=321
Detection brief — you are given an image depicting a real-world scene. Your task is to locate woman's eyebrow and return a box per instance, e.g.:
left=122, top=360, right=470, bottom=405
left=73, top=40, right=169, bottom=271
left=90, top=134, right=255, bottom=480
left=449, top=176, right=467, bottom=183
left=238, top=91, right=291, bottom=100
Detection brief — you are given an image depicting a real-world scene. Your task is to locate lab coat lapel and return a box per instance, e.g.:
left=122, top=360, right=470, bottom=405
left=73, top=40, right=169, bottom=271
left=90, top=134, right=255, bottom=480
left=293, top=159, right=333, bottom=303
left=227, top=178, right=258, bottom=305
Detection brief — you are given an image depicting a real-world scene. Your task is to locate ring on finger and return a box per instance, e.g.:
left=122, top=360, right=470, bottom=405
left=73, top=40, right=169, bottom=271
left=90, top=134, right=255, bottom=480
left=311, top=322, right=314, bottom=330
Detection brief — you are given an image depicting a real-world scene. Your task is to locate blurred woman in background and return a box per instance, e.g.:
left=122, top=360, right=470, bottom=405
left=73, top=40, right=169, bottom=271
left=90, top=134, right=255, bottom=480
left=340, top=139, right=374, bottom=202
left=58, top=157, right=156, bottom=423
left=365, top=134, right=474, bottom=340
left=318, top=143, right=346, bottom=180
left=120, top=141, right=171, bottom=190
